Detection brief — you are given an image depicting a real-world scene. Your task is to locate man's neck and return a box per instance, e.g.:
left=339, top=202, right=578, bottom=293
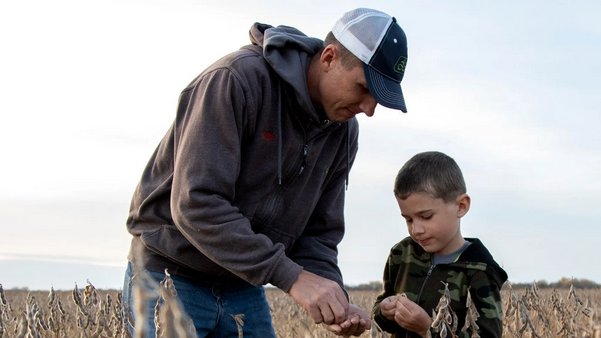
left=306, top=53, right=322, bottom=111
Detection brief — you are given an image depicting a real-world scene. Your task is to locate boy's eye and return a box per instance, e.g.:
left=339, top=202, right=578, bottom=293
left=421, top=214, right=432, bottom=220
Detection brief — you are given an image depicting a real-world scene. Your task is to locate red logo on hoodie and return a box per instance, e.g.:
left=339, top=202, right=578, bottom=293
left=262, top=131, right=275, bottom=141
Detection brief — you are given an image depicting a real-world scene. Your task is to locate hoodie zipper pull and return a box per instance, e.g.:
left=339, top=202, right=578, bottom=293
left=298, top=144, right=309, bottom=175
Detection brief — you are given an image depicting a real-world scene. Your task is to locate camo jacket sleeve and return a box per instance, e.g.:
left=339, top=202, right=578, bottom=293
left=371, top=238, right=425, bottom=337
left=372, top=253, right=408, bottom=336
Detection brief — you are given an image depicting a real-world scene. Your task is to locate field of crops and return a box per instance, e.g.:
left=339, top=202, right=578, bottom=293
left=1, top=280, right=600, bottom=337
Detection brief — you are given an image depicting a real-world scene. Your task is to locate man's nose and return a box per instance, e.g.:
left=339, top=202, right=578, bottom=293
left=359, top=95, right=377, bottom=117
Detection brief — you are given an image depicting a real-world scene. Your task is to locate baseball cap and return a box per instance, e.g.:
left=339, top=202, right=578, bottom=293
left=332, top=8, right=408, bottom=112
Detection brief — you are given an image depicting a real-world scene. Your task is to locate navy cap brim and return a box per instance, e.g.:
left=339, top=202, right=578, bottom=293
left=364, top=64, right=407, bottom=112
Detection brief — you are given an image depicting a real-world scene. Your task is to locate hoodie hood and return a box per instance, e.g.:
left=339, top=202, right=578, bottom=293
left=460, top=238, right=508, bottom=288
left=249, top=23, right=324, bottom=120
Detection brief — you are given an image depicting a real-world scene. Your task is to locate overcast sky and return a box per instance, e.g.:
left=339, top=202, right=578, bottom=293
left=1, top=0, right=600, bottom=290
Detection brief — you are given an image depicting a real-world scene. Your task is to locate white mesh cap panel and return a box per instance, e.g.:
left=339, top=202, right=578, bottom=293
left=331, top=8, right=393, bottom=64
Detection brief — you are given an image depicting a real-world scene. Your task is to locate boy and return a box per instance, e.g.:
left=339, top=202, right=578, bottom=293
left=372, top=151, right=508, bottom=338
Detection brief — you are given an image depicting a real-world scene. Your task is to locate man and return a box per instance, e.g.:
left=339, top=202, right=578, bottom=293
left=123, top=7, right=409, bottom=337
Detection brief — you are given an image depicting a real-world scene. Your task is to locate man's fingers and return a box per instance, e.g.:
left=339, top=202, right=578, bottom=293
left=288, top=270, right=349, bottom=325
left=318, top=284, right=349, bottom=324
left=321, top=304, right=336, bottom=324
left=308, top=296, right=346, bottom=325
left=325, top=306, right=370, bottom=337
left=342, top=315, right=360, bottom=328
left=330, top=297, right=349, bottom=324
left=327, top=320, right=357, bottom=336
left=308, top=304, right=325, bottom=324
left=326, top=323, right=343, bottom=334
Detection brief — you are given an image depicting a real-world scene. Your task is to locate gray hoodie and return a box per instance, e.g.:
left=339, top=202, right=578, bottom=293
left=126, top=22, right=359, bottom=292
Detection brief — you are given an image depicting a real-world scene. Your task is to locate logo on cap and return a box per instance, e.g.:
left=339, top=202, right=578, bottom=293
left=394, top=56, right=407, bottom=74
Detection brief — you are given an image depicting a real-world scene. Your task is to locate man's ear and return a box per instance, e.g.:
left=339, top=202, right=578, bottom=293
left=456, top=193, right=471, bottom=218
left=320, top=44, right=337, bottom=70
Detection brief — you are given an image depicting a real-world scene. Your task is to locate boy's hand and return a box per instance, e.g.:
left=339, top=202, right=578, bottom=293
left=393, top=294, right=432, bottom=338
left=379, top=295, right=400, bottom=320
left=326, top=304, right=371, bottom=337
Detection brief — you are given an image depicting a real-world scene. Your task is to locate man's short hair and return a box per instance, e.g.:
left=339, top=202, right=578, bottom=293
left=394, top=151, right=466, bottom=202
left=324, top=32, right=362, bottom=70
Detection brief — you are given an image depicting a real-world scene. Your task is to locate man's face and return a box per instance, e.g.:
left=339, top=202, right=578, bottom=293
left=318, top=57, right=377, bottom=122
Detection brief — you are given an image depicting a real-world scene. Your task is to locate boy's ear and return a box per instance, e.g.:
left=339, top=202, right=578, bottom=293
left=456, top=193, right=471, bottom=218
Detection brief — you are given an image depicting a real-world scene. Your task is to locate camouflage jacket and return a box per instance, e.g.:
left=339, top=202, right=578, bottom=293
left=372, top=237, right=508, bottom=338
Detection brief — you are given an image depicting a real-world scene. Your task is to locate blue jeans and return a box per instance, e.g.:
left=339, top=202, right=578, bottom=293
left=122, top=262, right=276, bottom=338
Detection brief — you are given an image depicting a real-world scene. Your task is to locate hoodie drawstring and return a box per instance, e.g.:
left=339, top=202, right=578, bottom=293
left=277, top=84, right=283, bottom=185
left=345, top=123, right=350, bottom=190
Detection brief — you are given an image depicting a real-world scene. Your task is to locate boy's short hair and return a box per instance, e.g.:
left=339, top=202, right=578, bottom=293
left=394, top=151, right=466, bottom=202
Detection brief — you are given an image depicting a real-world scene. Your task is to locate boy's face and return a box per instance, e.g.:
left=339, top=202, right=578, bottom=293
left=396, top=192, right=470, bottom=256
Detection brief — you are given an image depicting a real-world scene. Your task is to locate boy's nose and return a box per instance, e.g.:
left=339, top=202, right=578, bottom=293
left=411, top=222, right=425, bottom=235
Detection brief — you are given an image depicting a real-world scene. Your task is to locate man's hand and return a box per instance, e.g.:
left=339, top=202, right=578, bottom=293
left=288, top=270, right=349, bottom=325
left=326, top=304, right=371, bottom=337
left=393, top=294, right=432, bottom=338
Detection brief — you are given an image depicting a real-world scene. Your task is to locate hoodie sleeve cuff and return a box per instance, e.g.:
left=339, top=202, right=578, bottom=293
left=268, top=255, right=303, bottom=292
